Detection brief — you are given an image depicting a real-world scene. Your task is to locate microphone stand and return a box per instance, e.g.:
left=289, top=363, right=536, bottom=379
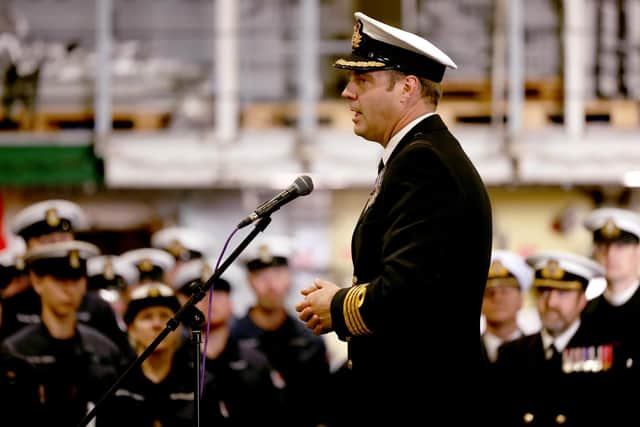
left=77, top=217, right=273, bottom=427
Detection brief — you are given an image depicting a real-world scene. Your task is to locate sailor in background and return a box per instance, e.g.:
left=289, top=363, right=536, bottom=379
left=87, top=254, right=140, bottom=358
left=481, top=249, right=534, bottom=363
left=120, top=247, right=176, bottom=287
left=1, top=199, right=125, bottom=348
left=151, top=226, right=215, bottom=286
left=581, top=207, right=640, bottom=354
left=0, top=240, right=124, bottom=427
left=111, top=282, right=198, bottom=427
left=233, top=235, right=330, bottom=427
left=178, top=260, right=287, bottom=425
left=494, top=250, right=634, bottom=426
left=0, top=234, right=27, bottom=300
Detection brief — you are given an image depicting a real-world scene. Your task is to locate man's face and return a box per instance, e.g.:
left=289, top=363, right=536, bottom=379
left=535, top=287, right=586, bottom=336
left=248, top=266, right=291, bottom=311
left=196, top=290, right=233, bottom=328
left=482, top=285, right=523, bottom=327
left=341, top=70, right=403, bottom=143
left=593, top=241, right=640, bottom=283
left=31, top=272, right=86, bottom=318
left=128, top=305, right=181, bottom=353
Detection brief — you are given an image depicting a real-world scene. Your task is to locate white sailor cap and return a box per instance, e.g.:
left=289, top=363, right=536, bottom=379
left=11, top=199, right=89, bottom=242
left=0, top=234, right=26, bottom=265
left=526, top=250, right=605, bottom=291
left=583, top=207, right=640, bottom=243
left=242, top=235, right=293, bottom=271
left=172, top=258, right=230, bottom=295
left=120, top=247, right=176, bottom=283
left=0, top=235, right=27, bottom=288
left=151, top=226, right=213, bottom=261
left=25, top=240, right=100, bottom=278
left=334, top=12, right=457, bottom=82
left=87, top=255, right=139, bottom=290
left=487, top=250, right=534, bottom=291
left=123, top=282, right=180, bottom=325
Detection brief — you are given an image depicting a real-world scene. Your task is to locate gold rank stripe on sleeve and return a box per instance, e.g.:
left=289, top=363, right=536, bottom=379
left=334, top=58, right=386, bottom=68
left=343, top=284, right=372, bottom=336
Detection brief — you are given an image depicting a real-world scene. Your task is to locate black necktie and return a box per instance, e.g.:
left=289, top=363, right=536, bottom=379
left=546, top=345, right=562, bottom=366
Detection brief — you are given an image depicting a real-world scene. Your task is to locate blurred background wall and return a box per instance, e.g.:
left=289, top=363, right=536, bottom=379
left=1, top=0, right=640, bottom=313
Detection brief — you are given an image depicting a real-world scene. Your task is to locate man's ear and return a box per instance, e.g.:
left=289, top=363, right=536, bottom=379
left=401, top=74, right=422, bottom=102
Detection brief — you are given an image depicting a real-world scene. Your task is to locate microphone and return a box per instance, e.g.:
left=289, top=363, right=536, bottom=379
left=237, top=175, right=314, bottom=229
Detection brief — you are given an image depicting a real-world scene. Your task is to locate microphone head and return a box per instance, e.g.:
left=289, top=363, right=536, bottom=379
left=293, top=175, right=314, bottom=196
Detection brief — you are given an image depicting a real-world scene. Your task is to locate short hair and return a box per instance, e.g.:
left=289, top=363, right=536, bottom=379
left=387, top=71, right=442, bottom=106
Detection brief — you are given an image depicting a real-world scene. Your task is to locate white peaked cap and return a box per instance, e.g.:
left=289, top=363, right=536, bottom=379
left=489, top=250, right=534, bottom=291
left=526, top=250, right=605, bottom=284
left=334, top=12, right=456, bottom=82
left=87, top=254, right=139, bottom=286
left=356, top=12, right=457, bottom=69
left=583, top=207, right=640, bottom=240
left=25, top=240, right=100, bottom=263
left=120, top=247, right=176, bottom=273
left=11, top=199, right=89, bottom=236
left=242, top=234, right=294, bottom=263
left=172, top=258, right=215, bottom=290
left=151, top=226, right=215, bottom=258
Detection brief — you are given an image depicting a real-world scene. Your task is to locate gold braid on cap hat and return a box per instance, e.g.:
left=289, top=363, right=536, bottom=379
left=351, top=20, right=362, bottom=48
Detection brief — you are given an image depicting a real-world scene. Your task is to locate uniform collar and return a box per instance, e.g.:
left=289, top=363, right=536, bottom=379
left=483, top=329, right=522, bottom=362
left=381, top=112, right=437, bottom=167
left=603, top=279, right=640, bottom=306
left=542, top=319, right=581, bottom=352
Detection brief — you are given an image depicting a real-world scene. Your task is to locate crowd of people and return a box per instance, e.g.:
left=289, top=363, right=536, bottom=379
left=3, top=9, right=639, bottom=427
left=481, top=207, right=640, bottom=426
left=0, top=198, right=331, bottom=426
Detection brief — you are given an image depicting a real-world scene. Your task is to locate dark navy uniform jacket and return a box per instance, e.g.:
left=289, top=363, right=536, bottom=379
left=111, top=342, right=199, bottom=427
left=203, top=336, right=285, bottom=426
left=0, top=322, right=124, bottom=426
left=581, top=285, right=640, bottom=361
left=329, top=114, right=493, bottom=425
left=0, top=286, right=132, bottom=357
left=231, top=312, right=331, bottom=427
left=494, top=328, right=635, bottom=427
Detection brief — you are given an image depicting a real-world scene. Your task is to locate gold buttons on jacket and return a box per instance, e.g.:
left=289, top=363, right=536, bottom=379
left=555, top=414, right=567, bottom=424
left=347, top=359, right=353, bottom=370
left=523, top=413, right=534, bottom=424
left=351, top=276, right=358, bottom=285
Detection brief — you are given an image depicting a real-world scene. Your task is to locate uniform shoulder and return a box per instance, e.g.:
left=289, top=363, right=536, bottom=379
left=1, top=324, right=41, bottom=354
left=77, top=323, right=121, bottom=355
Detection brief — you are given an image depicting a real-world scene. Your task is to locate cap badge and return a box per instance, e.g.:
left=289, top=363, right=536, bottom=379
left=148, top=287, right=160, bottom=298
left=104, top=259, right=115, bottom=280
left=168, top=239, right=184, bottom=258
left=601, top=218, right=621, bottom=239
left=45, top=208, right=60, bottom=227
left=138, top=259, right=153, bottom=272
left=488, top=260, right=509, bottom=279
left=69, top=250, right=80, bottom=269
left=258, top=244, right=273, bottom=264
left=201, top=264, right=212, bottom=283
left=541, top=259, right=564, bottom=280
left=351, top=20, right=363, bottom=49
